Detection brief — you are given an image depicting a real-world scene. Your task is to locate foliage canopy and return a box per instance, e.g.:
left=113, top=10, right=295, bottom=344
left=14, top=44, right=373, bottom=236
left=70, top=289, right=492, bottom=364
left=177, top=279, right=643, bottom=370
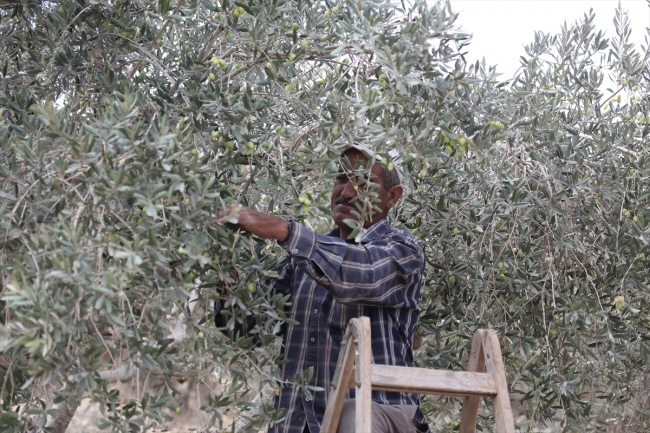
left=0, top=0, right=649, bottom=431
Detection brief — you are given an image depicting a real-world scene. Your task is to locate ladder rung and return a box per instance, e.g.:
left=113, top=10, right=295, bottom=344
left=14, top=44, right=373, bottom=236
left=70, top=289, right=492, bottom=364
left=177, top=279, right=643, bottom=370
left=347, top=365, right=497, bottom=397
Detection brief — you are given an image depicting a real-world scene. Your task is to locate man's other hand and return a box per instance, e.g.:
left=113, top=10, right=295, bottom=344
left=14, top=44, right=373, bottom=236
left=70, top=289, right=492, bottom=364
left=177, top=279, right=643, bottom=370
left=217, top=205, right=290, bottom=242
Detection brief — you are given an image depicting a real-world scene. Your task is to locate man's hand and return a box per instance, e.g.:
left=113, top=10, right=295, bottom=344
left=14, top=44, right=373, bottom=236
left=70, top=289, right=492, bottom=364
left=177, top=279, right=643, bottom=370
left=217, top=205, right=290, bottom=242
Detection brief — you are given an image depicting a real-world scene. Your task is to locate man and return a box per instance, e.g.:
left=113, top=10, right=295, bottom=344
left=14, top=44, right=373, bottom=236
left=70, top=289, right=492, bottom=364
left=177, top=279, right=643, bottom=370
left=215, top=145, right=428, bottom=433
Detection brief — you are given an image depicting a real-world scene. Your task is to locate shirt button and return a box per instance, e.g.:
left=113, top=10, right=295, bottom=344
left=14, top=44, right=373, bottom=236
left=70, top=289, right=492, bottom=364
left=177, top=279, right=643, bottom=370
left=305, top=397, right=311, bottom=402
left=293, top=249, right=299, bottom=254
left=313, top=309, right=318, bottom=313
left=310, top=337, right=316, bottom=342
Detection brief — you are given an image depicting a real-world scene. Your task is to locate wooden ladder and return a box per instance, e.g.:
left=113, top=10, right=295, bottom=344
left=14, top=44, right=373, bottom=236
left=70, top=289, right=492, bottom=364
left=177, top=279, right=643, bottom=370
left=320, top=317, right=515, bottom=433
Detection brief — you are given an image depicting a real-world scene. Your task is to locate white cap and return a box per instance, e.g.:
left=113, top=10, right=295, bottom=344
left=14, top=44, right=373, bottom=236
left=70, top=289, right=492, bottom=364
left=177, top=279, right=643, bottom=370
left=339, top=143, right=403, bottom=181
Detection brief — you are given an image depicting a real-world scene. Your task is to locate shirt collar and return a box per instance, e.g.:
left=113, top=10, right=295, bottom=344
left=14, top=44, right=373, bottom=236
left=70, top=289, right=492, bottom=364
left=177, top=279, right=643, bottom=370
left=327, top=218, right=392, bottom=243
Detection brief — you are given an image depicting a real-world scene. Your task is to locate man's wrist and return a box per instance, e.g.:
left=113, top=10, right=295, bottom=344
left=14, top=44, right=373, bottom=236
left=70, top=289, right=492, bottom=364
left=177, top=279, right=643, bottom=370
left=273, top=218, right=291, bottom=242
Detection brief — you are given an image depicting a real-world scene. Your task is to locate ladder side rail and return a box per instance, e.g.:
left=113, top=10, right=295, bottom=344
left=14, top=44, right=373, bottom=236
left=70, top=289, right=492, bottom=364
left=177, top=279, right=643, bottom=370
left=459, top=329, right=487, bottom=433
left=353, top=317, right=372, bottom=433
left=321, top=322, right=359, bottom=433
left=482, top=330, right=516, bottom=433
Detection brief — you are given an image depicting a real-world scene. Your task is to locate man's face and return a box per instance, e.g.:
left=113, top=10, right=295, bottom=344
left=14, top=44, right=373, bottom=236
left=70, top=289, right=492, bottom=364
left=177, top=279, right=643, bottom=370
left=330, top=150, right=400, bottom=234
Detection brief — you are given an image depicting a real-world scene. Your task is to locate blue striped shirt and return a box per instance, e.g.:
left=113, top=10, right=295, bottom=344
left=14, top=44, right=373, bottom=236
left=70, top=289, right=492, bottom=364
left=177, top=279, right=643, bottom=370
left=217, top=218, right=427, bottom=433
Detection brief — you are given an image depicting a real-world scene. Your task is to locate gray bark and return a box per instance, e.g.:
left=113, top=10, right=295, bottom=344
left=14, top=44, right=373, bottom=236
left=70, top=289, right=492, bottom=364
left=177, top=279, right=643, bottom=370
left=45, top=400, right=81, bottom=433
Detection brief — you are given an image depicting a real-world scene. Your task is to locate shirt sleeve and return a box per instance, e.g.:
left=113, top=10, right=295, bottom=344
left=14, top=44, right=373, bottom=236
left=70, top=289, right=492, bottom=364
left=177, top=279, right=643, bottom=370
left=279, top=221, right=423, bottom=308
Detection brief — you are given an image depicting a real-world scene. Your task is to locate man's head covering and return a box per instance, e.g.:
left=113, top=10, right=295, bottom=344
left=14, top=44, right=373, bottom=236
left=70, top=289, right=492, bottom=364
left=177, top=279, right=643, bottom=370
left=340, top=143, right=403, bottom=182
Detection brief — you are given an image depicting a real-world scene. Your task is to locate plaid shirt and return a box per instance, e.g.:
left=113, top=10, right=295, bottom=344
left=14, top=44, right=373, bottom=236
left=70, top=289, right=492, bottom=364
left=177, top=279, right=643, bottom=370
left=217, top=218, right=427, bottom=433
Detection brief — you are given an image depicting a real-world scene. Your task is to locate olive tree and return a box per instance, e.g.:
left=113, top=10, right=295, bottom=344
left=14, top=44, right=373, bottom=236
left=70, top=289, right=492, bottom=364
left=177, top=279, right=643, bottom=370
left=412, top=6, right=650, bottom=432
left=0, top=0, right=477, bottom=431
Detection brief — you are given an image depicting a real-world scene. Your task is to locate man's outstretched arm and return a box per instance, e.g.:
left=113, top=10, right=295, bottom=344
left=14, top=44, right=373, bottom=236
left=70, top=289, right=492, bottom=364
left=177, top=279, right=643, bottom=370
left=221, top=205, right=423, bottom=309
left=220, top=205, right=290, bottom=242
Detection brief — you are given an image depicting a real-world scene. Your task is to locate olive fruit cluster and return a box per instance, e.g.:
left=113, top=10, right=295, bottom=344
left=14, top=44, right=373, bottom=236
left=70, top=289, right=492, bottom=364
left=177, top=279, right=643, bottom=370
left=488, top=120, right=504, bottom=130
left=623, top=208, right=639, bottom=223
left=378, top=73, right=388, bottom=89
left=298, top=190, right=314, bottom=213
left=438, top=130, right=469, bottom=157
left=210, top=57, right=227, bottom=70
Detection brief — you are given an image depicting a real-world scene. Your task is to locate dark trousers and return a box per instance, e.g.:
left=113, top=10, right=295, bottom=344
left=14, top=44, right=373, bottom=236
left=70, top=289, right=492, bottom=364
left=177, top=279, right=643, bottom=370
left=303, top=400, right=418, bottom=433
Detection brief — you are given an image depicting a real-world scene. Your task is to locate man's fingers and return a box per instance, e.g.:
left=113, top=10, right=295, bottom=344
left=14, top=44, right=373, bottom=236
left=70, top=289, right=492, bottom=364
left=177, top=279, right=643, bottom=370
left=215, top=204, right=242, bottom=225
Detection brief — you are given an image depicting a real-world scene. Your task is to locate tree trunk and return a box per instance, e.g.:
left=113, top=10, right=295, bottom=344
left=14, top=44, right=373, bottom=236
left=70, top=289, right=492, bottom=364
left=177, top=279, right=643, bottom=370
left=45, top=400, right=81, bottom=433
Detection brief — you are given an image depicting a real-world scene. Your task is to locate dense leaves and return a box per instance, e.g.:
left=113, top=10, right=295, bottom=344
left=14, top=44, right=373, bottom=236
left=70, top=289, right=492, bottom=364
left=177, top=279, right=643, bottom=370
left=0, top=0, right=649, bottom=431
left=411, top=9, right=650, bottom=432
